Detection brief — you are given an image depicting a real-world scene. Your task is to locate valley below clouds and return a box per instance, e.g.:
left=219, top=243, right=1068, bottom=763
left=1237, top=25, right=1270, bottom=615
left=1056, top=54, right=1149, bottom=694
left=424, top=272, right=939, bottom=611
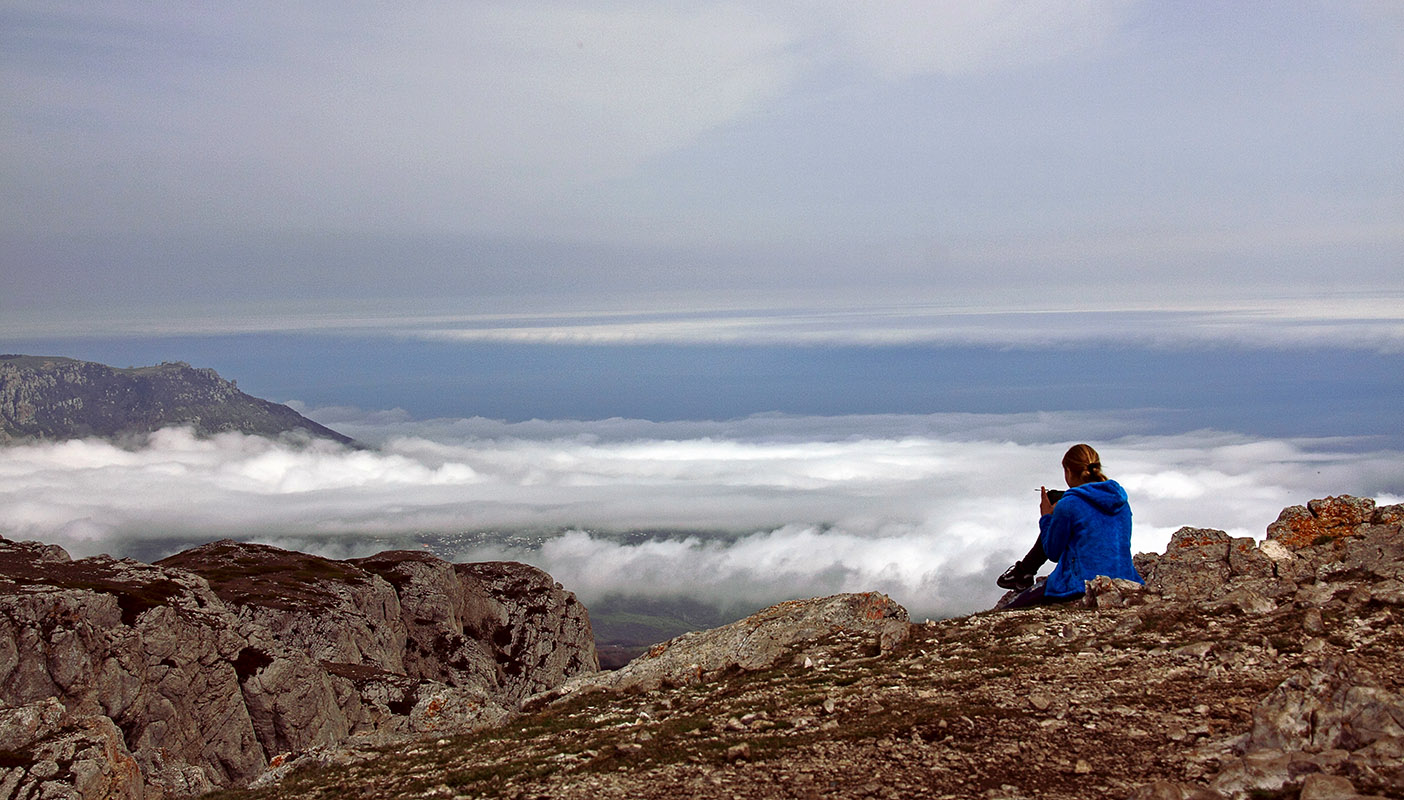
left=4, top=410, right=1400, bottom=620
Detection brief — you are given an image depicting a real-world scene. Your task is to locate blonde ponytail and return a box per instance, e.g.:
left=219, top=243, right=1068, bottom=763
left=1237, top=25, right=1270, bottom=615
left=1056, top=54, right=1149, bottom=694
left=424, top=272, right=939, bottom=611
left=1062, top=443, right=1108, bottom=484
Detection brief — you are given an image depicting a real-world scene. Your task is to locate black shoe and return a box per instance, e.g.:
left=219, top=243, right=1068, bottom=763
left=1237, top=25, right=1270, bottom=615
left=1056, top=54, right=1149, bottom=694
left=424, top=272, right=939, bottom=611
left=997, top=564, right=1035, bottom=592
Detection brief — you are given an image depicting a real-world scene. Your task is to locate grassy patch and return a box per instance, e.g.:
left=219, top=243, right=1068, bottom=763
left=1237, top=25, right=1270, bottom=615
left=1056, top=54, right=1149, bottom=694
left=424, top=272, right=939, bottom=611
left=159, top=542, right=369, bottom=611
left=0, top=547, right=185, bottom=624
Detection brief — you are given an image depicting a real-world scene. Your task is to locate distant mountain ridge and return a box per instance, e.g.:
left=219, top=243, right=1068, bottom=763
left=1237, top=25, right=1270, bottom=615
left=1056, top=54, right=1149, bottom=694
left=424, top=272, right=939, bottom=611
left=0, top=354, right=352, bottom=445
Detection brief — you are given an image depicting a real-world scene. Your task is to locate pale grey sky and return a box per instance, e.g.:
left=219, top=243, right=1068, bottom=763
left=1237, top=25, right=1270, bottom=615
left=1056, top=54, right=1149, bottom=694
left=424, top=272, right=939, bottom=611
left=4, top=1, right=1402, bottom=330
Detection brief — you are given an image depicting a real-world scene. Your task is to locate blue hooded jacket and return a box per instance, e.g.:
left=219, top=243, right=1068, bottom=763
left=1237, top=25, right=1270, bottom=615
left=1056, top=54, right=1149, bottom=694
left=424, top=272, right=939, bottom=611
left=1038, top=479, right=1142, bottom=599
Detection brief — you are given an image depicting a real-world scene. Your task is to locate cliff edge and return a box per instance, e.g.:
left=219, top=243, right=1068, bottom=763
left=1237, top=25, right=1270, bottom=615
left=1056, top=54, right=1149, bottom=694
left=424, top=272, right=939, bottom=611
left=0, top=540, right=597, bottom=797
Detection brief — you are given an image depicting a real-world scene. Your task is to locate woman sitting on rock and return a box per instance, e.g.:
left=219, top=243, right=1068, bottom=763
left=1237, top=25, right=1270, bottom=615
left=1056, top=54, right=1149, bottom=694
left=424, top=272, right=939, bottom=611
left=997, top=443, right=1142, bottom=608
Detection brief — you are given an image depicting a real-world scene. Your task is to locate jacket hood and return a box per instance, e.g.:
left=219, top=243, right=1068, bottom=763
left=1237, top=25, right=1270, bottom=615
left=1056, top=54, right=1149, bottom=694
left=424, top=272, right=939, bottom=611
left=1066, top=479, right=1128, bottom=515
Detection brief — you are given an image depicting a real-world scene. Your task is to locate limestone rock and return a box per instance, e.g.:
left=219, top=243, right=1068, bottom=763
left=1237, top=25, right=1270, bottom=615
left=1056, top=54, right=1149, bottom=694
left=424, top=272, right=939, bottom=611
left=1247, top=658, right=1404, bottom=754
left=457, top=560, right=600, bottom=703
left=158, top=540, right=409, bottom=674
left=349, top=551, right=502, bottom=689
left=1082, top=576, right=1146, bottom=609
left=1, top=535, right=597, bottom=796
left=1297, top=773, right=1363, bottom=800
left=162, top=542, right=598, bottom=710
left=0, top=698, right=145, bottom=800
left=1127, top=780, right=1225, bottom=800
left=543, top=593, right=908, bottom=699
left=1373, top=502, right=1404, bottom=526
left=1136, top=528, right=1236, bottom=599
left=1267, top=496, right=1377, bottom=549
left=1204, top=587, right=1278, bottom=616
left=0, top=537, right=275, bottom=791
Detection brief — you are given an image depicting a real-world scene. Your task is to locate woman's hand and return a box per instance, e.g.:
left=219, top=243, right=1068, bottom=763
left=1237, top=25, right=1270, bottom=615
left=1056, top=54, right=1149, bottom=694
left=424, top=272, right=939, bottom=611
left=1039, top=486, right=1054, bottom=516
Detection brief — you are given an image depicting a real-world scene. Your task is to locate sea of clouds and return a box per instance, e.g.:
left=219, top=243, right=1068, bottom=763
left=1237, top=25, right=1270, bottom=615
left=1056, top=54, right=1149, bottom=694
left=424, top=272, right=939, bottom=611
left=3, top=410, right=1401, bottom=619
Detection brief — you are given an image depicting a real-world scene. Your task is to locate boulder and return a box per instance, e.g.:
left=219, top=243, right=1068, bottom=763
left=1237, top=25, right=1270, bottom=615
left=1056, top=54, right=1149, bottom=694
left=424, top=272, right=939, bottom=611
left=1266, top=496, right=1378, bottom=549
left=1082, top=576, right=1147, bottom=609
left=1136, top=528, right=1237, bottom=599
left=541, top=592, right=909, bottom=699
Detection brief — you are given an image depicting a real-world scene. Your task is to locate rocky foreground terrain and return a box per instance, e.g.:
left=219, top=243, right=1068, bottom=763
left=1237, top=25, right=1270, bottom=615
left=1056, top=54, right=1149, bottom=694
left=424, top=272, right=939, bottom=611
left=0, top=540, right=597, bottom=797
left=0, top=355, right=351, bottom=445
left=4, top=495, right=1403, bottom=799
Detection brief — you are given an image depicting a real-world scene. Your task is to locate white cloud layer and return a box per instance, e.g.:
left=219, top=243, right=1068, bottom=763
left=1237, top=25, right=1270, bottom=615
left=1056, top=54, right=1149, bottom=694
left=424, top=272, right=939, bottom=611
left=5, top=298, right=1401, bottom=353
left=3, top=413, right=1400, bottom=619
left=407, top=301, right=1404, bottom=352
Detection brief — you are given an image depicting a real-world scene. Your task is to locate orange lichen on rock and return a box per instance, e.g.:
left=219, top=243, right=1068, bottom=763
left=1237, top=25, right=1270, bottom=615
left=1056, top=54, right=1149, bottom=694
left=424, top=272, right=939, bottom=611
left=859, top=593, right=897, bottom=621
left=1266, top=495, right=1377, bottom=549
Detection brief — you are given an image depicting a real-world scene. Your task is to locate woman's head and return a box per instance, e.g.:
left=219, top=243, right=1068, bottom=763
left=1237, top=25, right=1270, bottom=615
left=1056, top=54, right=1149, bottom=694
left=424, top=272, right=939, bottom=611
left=1062, top=443, right=1108, bottom=487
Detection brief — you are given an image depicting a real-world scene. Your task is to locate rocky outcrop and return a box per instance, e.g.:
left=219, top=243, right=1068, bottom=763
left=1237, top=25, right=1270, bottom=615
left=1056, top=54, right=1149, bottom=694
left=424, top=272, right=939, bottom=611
left=6, top=494, right=1402, bottom=800
left=1094, top=496, right=1404, bottom=800
left=198, top=495, right=1401, bottom=800
left=0, top=537, right=596, bottom=796
left=0, top=698, right=145, bottom=800
left=0, top=354, right=352, bottom=445
left=457, top=561, right=601, bottom=703
left=538, top=592, right=909, bottom=699
left=154, top=544, right=599, bottom=708
left=1134, top=495, right=1404, bottom=604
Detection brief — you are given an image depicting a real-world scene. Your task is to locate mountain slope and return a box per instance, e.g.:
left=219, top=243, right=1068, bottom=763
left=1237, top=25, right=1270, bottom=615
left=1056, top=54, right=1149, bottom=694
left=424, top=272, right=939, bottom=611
left=0, top=354, right=352, bottom=445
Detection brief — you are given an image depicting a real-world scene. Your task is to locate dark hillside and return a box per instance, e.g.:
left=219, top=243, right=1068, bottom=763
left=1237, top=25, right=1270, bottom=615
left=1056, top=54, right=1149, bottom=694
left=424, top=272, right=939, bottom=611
left=0, top=354, right=352, bottom=445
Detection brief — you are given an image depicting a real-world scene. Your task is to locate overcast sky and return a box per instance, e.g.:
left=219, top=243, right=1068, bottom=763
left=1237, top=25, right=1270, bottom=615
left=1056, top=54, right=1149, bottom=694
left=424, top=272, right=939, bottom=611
left=4, top=1, right=1402, bottom=331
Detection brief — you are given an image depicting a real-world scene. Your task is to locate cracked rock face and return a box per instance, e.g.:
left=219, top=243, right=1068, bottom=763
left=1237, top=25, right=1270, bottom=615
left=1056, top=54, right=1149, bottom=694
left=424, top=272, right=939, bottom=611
left=457, top=561, right=601, bottom=704
left=0, top=541, right=281, bottom=791
left=0, top=697, right=146, bottom=800
left=0, top=537, right=597, bottom=797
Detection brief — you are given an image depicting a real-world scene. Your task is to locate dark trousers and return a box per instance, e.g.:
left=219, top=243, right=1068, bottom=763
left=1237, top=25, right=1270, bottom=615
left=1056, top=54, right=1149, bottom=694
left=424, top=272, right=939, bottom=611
left=1004, top=581, right=1049, bottom=609
left=1015, top=537, right=1048, bottom=576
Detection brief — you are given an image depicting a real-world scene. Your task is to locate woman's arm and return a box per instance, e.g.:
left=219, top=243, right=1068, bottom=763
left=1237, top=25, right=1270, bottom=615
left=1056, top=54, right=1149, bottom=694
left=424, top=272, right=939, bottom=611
left=1039, top=504, right=1074, bottom=561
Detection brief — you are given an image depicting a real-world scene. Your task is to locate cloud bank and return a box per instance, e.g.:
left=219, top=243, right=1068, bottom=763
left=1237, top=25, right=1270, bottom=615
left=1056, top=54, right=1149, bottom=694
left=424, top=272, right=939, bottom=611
left=3, top=413, right=1400, bottom=618
left=5, top=300, right=1401, bottom=354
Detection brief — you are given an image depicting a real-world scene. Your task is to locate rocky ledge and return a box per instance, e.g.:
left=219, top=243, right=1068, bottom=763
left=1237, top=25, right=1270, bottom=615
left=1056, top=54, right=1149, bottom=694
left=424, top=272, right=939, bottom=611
left=0, top=539, right=597, bottom=797
left=192, top=495, right=1400, bottom=800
